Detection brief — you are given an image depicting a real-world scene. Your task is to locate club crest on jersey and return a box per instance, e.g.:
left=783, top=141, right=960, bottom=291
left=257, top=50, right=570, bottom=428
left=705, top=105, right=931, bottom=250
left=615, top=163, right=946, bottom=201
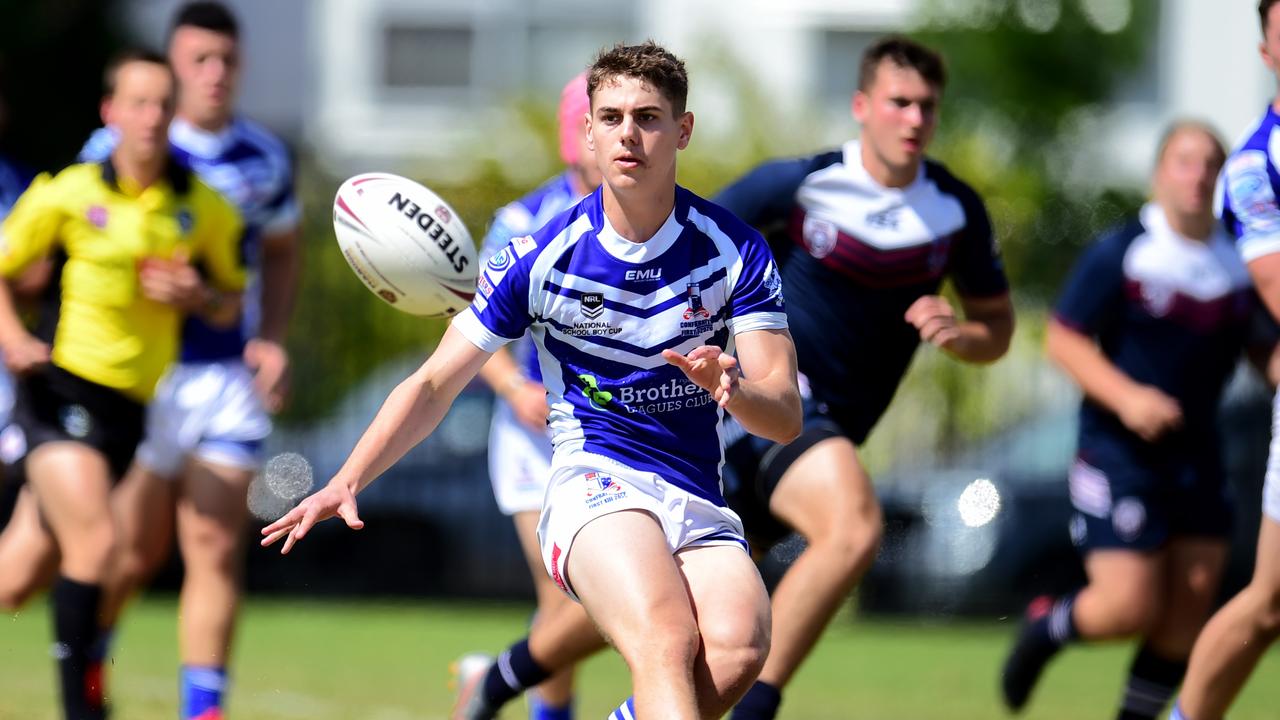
left=175, top=207, right=194, bottom=235
left=577, top=374, right=613, bottom=410
left=487, top=248, right=512, bottom=273
left=86, top=205, right=108, bottom=229
left=580, top=292, right=605, bottom=319
left=1138, top=281, right=1176, bottom=317
left=764, top=264, right=784, bottom=307
left=682, top=284, right=710, bottom=320
left=802, top=216, right=837, bottom=259
left=584, top=471, right=626, bottom=509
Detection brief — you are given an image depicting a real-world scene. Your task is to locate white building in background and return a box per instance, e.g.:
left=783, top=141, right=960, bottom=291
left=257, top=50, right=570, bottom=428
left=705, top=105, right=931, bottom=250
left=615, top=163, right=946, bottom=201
left=116, top=0, right=1270, bottom=189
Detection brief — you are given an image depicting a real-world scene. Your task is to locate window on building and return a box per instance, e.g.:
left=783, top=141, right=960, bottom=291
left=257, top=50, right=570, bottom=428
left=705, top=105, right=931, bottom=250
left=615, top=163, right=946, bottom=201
left=383, top=24, right=474, bottom=89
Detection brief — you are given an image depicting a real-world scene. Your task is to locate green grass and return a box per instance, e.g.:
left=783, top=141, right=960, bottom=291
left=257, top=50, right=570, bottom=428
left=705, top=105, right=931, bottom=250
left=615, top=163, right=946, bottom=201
left=3, top=596, right=1279, bottom=719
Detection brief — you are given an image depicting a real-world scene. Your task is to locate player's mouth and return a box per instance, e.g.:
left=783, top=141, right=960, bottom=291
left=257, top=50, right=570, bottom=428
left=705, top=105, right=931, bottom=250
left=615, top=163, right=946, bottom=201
left=902, top=137, right=922, bottom=153
left=614, top=154, right=643, bottom=169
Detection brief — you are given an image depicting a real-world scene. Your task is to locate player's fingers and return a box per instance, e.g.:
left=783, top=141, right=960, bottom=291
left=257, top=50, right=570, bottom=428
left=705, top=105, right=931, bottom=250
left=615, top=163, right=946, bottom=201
left=260, top=525, right=293, bottom=547
left=662, top=349, right=692, bottom=372
left=336, top=500, right=364, bottom=530
left=930, top=326, right=963, bottom=347
left=687, top=345, right=721, bottom=361
left=261, top=506, right=304, bottom=536
left=281, top=529, right=299, bottom=555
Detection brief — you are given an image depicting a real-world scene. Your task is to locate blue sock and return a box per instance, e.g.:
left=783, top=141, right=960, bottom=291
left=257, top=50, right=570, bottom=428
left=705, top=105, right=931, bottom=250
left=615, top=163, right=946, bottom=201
left=529, top=693, right=573, bottom=720
left=608, top=697, right=636, bottom=720
left=732, top=680, right=782, bottom=719
left=180, top=665, right=227, bottom=720
left=1169, top=701, right=1191, bottom=720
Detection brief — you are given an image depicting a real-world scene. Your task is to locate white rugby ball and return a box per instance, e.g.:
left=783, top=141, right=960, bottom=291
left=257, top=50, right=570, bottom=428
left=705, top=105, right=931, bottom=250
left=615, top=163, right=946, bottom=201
left=332, top=172, right=478, bottom=317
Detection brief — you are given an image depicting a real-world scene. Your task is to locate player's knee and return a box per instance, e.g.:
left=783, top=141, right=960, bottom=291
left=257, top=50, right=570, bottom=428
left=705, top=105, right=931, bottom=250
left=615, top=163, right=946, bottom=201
left=65, top=521, right=118, bottom=579
left=0, top=582, right=34, bottom=612
left=180, top=521, right=241, bottom=571
left=622, top=613, right=701, bottom=672
left=817, top=505, right=883, bottom=579
left=1251, top=583, right=1280, bottom=636
left=1107, top=588, right=1161, bottom=636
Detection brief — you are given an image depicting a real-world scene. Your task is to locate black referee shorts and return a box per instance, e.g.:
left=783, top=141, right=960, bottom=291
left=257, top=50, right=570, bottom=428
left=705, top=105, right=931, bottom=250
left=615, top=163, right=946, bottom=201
left=11, top=364, right=145, bottom=480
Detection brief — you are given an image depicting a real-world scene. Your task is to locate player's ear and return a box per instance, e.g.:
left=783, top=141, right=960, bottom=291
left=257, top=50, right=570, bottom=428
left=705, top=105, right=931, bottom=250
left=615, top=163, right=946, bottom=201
left=100, top=98, right=113, bottom=127
left=1263, top=41, right=1276, bottom=72
left=584, top=112, right=595, bottom=152
left=677, top=111, right=694, bottom=151
left=851, top=91, right=869, bottom=123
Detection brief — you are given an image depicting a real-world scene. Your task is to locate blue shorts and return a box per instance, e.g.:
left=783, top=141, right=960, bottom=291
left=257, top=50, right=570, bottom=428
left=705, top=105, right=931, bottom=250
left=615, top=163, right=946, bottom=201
left=1067, top=436, right=1233, bottom=553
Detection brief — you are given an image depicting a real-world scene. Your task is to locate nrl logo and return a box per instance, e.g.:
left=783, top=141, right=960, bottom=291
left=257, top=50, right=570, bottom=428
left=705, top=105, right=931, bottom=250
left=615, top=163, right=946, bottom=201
left=580, top=292, right=605, bottom=319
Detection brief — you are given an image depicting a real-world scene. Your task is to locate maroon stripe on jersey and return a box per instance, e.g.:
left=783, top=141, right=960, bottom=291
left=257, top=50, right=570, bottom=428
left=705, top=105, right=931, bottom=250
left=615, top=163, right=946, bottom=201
left=789, top=209, right=951, bottom=287
left=1122, top=280, right=1252, bottom=334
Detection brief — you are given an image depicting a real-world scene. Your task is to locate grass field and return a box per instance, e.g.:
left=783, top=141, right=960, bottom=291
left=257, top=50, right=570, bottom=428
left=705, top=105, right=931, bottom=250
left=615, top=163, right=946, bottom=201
left=3, top=595, right=1279, bottom=719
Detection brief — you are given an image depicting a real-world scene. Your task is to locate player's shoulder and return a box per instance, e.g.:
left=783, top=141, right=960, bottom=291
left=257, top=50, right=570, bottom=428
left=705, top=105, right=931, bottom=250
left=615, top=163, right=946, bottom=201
left=1085, top=215, right=1145, bottom=262
left=681, top=186, right=768, bottom=249
left=922, top=158, right=983, bottom=203
left=42, top=162, right=105, bottom=196
left=228, top=116, right=292, bottom=163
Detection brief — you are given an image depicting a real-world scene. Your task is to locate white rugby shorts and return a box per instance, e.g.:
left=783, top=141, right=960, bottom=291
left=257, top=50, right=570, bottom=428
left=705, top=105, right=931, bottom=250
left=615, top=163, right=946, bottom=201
left=488, top=398, right=553, bottom=515
left=136, top=360, right=271, bottom=477
left=537, top=452, right=749, bottom=602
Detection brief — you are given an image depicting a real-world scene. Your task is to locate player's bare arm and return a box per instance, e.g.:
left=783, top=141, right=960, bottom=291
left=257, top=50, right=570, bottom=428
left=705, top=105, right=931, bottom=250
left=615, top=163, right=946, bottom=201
left=261, top=324, right=493, bottom=553
left=0, top=278, right=48, bottom=374
left=247, top=226, right=300, bottom=412
left=1045, top=317, right=1182, bottom=442
left=904, top=292, right=1013, bottom=363
left=477, top=345, right=548, bottom=432
left=663, top=328, right=801, bottom=443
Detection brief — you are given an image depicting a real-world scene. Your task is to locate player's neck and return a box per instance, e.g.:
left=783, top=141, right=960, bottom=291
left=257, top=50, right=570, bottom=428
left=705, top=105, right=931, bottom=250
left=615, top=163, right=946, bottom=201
left=111, top=148, right=167, bottom=189
left=860, top=143, right=918, bottom=189
left=177, top=109, right=232, bottom=134
left=601, top=182, right=674, bottom=243
left=1163, top=208, right=1214, bottom=242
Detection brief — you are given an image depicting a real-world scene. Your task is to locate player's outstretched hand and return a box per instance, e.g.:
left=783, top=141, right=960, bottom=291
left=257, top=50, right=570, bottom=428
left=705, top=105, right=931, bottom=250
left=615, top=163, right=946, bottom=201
left=260, top=481, right=364, bottom=555
left=662, top=345, right=739, bottom=408
left=905, top=295, right=962, bottom=349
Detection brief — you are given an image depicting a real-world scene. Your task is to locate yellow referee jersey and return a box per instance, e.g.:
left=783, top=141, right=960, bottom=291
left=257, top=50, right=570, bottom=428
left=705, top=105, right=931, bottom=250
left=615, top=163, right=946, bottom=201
left=0, top=159, right=246, bottom=402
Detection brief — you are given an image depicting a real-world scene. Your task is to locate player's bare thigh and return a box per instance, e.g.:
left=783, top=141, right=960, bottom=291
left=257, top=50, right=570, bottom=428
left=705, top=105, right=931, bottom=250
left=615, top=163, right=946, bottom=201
left=768, top=436, right=881, bottom=546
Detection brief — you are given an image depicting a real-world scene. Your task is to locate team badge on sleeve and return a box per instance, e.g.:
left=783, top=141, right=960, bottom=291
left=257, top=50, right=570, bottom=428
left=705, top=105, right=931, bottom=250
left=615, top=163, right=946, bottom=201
left=1227, top=150, right=1280, bottom=232
left=512, top=234, right=537, bottom=258
left=764, top=262, right=784, bottom=306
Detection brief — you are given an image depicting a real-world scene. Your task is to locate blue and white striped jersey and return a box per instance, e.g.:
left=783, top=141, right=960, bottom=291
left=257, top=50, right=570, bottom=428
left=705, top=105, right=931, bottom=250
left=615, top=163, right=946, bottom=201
left=453, top=186, right=788, bottom=504
left=79, top=116, right=298, bottom=362
left=478, top=171, right=584, bottom=383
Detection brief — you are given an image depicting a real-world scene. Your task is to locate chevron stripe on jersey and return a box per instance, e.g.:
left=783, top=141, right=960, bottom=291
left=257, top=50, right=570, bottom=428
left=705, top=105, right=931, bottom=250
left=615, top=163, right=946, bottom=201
left=454, top=186, right=787, bottom=504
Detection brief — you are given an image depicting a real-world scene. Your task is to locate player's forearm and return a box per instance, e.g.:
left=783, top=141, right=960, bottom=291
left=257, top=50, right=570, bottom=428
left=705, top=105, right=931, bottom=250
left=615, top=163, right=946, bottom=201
left=725, top=373, right=802, bottom=444
left=332, top=370, right=460, bottom=494
left=0, top=279, right=29, bottom=347
left=1046, top=319, right=1141, bottom=416
left=258, top=230, right=301, bottom=344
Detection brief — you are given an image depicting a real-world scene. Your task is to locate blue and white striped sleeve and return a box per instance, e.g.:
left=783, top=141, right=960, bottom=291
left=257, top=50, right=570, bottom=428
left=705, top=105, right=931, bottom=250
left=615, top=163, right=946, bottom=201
left=1225, top=149, right=1280, bottom=262
left=451, top=240, right=535, bottom=352
left=726, top=232, right=788, bottom=335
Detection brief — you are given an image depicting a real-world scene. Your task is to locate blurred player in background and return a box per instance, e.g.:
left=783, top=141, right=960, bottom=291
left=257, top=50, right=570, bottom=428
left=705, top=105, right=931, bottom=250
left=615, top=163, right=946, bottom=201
left=1172, top=2, right=1280, bottom=718
left=0, top=49, right=244, bottom=719
left=1000, top=122, right=1267, bottom=720
left=264, top=41, right=801, bottom=720
left=710, top=36, right=1013, bottom=719
left=460, top=72, right=602, bottom=720
left=77, top=3, right=300, bottom=718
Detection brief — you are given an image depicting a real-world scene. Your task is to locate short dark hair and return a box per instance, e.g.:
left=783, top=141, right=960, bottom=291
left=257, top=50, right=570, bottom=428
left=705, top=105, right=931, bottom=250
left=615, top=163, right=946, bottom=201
left=858, top=36, right=946, bottom=93
left=587, top=41, right=689, bottom=115
left=104, top=48, right=170, bottom=97
left=170, top=1, right=239, bottom=41
left=1155, top=119, right=1226, bottom=169
left=1262, top=0, right=1280, bottom=33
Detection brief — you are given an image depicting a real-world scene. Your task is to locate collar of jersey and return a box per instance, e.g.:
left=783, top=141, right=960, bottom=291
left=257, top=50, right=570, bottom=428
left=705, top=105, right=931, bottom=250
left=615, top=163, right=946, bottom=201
left=99, top=154, right=191, bottom=196
left=842, top=139, right=925, bottom=195
left=170, top=116, right=237, bottom=158
left=1140, top=202, right=1228, bottom=250
left=592, top=192, right=684, bottom=263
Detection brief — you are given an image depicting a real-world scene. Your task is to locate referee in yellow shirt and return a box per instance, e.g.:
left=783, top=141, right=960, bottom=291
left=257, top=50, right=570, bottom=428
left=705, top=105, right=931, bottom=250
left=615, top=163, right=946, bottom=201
left=0, top=50, right=245, bottom=720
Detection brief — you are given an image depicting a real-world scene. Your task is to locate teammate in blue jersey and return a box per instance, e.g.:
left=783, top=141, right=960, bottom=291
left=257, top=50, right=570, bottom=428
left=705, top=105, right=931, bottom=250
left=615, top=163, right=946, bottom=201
left=264, top=42, right=802, bottom=720
left=0, top=4, right=300, bottom=719
left=1173, top=3, right=1280, bottom=718
left=460, top=72, right=602, bottom=720
left=1000, top=122, right=1274, bottom=720
left=705, top=37, right=1013, bottom=719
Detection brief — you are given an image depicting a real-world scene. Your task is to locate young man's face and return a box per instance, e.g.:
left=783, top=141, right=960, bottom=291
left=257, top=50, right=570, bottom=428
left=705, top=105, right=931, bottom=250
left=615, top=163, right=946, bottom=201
left=852, top=60, right=939, bottom=174
left=103, top=61, right=175, bottom=164
left=1153, top=128, right=1223, bottom=220
left=168, top=25, right=240, bottom=125
left=586, top=75, right=692, bottom=193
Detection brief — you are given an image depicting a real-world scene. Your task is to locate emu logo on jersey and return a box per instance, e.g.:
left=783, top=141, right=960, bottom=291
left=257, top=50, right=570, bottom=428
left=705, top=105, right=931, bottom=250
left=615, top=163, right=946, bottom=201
left=625, top=268, right=663, bottom=282
left=682, top=284, right=710, bottom=320
left=802, top=216, right=837, bottom=259
left=580, top=292, right=605, bottom=319
left=577, top=374, right=613, bottom=410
